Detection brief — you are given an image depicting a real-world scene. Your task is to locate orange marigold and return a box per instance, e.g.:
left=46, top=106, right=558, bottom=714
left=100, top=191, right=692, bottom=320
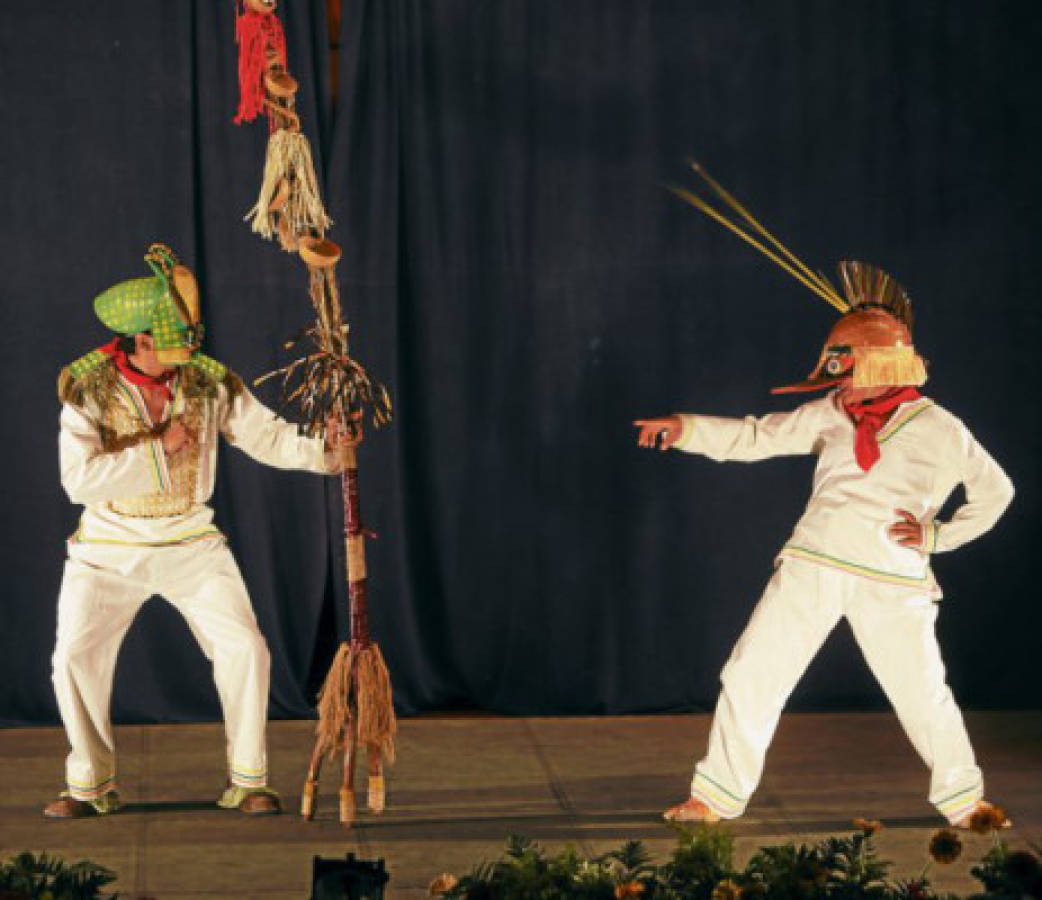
left=428, top=873, right=459, bottom=896
left=615, top=881, right=645, bottom=899
left=928, top=828, right=963, bottom=864
left=711, top=879, right=742, bottom=900
left=966, top=802, right=1008, bottom=834
left=852, top=817, right=883, bottom=835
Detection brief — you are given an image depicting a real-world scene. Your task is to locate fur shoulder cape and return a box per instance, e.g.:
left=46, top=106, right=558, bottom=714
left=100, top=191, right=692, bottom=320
left=58, top=350, right=243, bottom=408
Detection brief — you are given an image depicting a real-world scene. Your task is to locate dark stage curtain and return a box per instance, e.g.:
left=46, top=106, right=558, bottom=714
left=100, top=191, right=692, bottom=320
left=0, top=0, right=336, bottom=724
left=330, top=0, right=1042, bottom=716
left=2, top=1, right=1041, bottom=726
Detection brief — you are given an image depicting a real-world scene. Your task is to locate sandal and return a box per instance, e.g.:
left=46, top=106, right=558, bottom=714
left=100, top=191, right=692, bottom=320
left=217, top=784, right=281, bottom=815
left=43, top=790, right=121, bottom=819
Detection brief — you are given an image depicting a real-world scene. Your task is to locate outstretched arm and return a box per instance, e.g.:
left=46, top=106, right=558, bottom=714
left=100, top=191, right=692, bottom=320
left=221, top=385, right=345, bottom=474
left=635, top=401, right=826, bottom=462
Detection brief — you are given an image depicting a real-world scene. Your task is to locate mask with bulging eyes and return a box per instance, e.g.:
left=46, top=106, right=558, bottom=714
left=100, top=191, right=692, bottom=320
left=822, top=346, right=854, bottom=378
left=772, top=307, right=928, bottom=395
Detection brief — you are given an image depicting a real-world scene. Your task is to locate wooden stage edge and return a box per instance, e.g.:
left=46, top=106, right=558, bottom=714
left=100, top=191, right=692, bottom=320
left=2, top=711, right=1040, bottom=898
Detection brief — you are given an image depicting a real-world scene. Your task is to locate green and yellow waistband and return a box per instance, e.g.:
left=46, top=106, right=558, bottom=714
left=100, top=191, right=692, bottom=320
left=779, top=546, right=932, bottom=588
left=70, top=522, right=223, bottom=548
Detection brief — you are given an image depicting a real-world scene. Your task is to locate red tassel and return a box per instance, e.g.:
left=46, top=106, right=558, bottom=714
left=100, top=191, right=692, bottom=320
left=233, top=3, right=288, bottom=126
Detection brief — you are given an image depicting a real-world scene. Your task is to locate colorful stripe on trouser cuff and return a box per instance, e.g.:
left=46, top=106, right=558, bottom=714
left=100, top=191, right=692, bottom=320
left=690, top=771, right=746, bottom=818
left=67, top=774, right=118, bottom=801
left=231, top=766, right=267, bottom=788
left=936, top=782, right=984, bottom=824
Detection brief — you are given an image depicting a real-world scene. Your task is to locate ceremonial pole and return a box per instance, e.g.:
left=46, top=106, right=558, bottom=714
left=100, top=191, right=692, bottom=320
left=231, top=0, right=395, bottom=826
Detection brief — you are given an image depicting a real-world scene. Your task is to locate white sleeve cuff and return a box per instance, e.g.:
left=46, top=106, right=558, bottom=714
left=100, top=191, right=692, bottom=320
left=921, top=520, right=940, bottom=554
left=674, top=414, right=696, bottom=451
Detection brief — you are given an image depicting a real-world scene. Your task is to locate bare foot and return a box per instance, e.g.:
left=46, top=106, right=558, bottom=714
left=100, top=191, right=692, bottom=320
left=952, top=800, right=1011, bottom=831
left=663, top=797, right=721, bottom=823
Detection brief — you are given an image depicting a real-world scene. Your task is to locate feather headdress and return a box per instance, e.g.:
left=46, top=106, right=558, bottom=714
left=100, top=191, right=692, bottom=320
left=668, top=162, right=927, bottom=392
left=837, top=259, right=914, bottom=330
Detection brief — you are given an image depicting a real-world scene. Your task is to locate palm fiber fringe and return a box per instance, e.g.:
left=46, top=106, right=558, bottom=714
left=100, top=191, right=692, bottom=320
left=852, top=346, right=927, bottom=388
left=245, top=129, right=332, bottom=250
left=315, top=641, right=397, bottom=763
left=58, top=359, right=118, bottom=408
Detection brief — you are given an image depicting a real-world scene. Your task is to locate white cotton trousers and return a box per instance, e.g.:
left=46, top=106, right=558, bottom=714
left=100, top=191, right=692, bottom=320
left=690, top=558, right=983, bottom=824
left=52, top=538, right=271, bottom=800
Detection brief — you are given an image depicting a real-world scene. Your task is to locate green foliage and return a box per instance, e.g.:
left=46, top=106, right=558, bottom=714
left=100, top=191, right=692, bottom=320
left=0, top=852, right=117, bottom=899
left=433, top=828, right=1042, bottom=900
left=968, top=841, right=1042, bottom=898
left=659, top=823, right=736, bottom=899
left=445, top=834, right=619, bottom=899
left=743, top=842, right=832, bottom=899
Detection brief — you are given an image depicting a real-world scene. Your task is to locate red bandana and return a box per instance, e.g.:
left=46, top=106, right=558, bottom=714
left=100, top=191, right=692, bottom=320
left=843, top=386, right=922, bottom=472
left=99, top=338, right=177, bottom=402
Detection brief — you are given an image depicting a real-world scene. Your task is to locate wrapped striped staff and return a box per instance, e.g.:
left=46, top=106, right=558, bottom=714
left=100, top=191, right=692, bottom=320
left=233, top=0, right=396, bottom=827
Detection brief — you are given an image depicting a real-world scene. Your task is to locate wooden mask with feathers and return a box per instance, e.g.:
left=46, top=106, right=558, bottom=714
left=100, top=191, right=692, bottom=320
left=668, top=163, right=928, bottom=395
left=772, top=261, right=928, bottom=394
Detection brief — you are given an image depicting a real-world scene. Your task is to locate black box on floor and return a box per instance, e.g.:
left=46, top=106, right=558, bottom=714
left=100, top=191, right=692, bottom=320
left=311, top=853, right=389, bottom=899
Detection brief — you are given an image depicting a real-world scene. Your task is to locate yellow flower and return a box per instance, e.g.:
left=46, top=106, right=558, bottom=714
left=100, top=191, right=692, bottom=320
left=711, top=879, right=742, bottom=900
left=428, top=873, right=459, bottom=896
left=928, top=829, right=963, bottom=864
left=852, top=817, right=883, bottom=836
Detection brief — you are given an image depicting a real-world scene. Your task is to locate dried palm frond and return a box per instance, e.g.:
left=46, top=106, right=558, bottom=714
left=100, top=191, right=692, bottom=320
left=255, top=261, right=391, bottom=438
left=257, top=339, right=391, bottom=439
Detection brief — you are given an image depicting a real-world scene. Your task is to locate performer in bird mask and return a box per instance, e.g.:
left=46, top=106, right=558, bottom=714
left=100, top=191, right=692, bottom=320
left=636, top=171, right=1014, bottom=829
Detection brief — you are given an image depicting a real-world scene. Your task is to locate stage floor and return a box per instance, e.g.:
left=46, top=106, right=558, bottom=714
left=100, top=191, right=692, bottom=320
left=2, top=712, right=1040, bottom=898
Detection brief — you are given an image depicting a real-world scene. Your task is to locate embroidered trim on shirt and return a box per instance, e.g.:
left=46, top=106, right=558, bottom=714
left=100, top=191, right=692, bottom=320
left=113, top=378, right=172, bottom=491
left=924, top=521, right=940, bottom=553
left=779, top=546, right=932, bottom=587
left=877, top=399, right=934, bottom=444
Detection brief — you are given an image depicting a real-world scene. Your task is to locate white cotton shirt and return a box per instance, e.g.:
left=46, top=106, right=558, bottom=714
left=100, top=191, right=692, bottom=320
left=59, top=373, right=335, bottom=547
left=675, top=392, right=1014, bottom=597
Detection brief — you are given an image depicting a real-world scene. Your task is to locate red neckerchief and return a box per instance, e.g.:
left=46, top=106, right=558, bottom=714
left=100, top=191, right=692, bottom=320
left=99, top=338, right=177, bottom=402
left=842, top=386, right=922, bottom=472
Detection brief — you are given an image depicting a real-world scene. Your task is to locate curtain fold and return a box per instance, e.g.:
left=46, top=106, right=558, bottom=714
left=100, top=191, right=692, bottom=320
left=0, top=0, right=335, bottom=724
left=327, top=0, right=1042, bottom=715
left=1, top=1, right=1040, bottom=724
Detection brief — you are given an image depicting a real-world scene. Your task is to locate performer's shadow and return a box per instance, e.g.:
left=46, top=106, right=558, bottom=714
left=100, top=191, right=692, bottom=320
left=117, top=800, right=219, bottom=814
left=786, top=816, right=946, bottom=833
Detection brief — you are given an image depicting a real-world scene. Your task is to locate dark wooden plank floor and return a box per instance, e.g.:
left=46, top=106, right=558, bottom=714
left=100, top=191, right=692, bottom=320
left=2, top=712, right=1039, bottom=898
